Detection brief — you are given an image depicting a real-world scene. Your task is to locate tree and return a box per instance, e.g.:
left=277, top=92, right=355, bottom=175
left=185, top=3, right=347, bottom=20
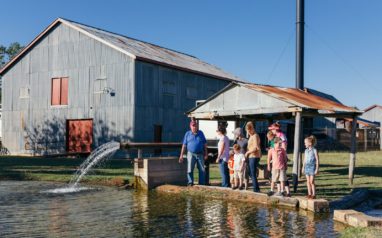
left=0, top=42, right=24, bottom=68
left=0, top=42, right=24, bottom=103
left=0, top=45, right=6, bottom=68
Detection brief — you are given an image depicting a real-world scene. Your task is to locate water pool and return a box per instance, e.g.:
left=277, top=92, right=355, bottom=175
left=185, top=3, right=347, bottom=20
left=0, top=181, right=345, bottom=237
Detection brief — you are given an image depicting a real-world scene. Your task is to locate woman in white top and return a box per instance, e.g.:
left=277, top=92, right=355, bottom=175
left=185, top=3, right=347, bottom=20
left=216, top=125, right=230, bottom=187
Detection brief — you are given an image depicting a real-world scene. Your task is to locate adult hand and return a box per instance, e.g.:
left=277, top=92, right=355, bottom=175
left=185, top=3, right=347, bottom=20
left=216, top=158, right=220, bottom=163
left=267, top=165, right=271, bottom=171
left=178, top=156, right=183, bottom=163
left=204, top=155, right=208, bottom=161
left=315, top=170, right=319, bottom=175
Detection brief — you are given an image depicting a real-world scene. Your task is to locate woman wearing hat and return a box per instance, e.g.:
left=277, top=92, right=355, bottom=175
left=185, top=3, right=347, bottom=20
left=244, top=121, right=262, bottom=192
left=269, top=122, right=287, bottom=150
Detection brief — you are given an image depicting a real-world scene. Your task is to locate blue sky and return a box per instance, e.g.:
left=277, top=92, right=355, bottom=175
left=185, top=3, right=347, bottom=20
left=1, top=0, right=381, bottom=109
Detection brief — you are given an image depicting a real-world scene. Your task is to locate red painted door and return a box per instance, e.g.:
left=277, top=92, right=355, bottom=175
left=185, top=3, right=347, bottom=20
left=67, top=119, right=93, bottom=153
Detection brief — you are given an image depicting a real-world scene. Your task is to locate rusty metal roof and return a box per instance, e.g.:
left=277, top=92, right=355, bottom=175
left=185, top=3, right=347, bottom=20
left=0, top=18, right=242, bottom=82
left=243, top=84, right=362, bottom=113
left=188, top=82, right=362, bottom=120
left=243, top=83, right=361, bottom=113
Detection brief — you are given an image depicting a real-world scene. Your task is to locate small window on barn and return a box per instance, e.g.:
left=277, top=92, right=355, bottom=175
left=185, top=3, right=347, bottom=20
left=19, top=87, right=30, bottom=99
left=51, top=77, right=68, bottom=106
left=163, top=80, right=176, bottom=95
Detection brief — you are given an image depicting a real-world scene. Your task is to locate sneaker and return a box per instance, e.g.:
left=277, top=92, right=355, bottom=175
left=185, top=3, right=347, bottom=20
left=274, top=192, right=283, bottom=197
left=267, top=190, right=274, bottom=196
left=232, top=187, right=237, bottom=190
left=187, top=183, right=193, bottom=187
left=311, top=195, right=316, bottom=199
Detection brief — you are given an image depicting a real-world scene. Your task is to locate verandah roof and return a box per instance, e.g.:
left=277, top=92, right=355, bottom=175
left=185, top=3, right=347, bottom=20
left=187, top=82, right=363, bottom=120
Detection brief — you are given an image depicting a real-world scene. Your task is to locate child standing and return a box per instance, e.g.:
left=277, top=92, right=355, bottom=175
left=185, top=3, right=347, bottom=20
left=267, top=137, right=288, bottom=196
left=228, top=154, right=235, bottom=189
left=302, top=135, right=319, bottom=199
left=233, top=144, right=245, bottom=190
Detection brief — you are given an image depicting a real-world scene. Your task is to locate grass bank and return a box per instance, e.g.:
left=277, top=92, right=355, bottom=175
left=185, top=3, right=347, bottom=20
left=340, top=227, right=382, bottom=238
left=0, top=156, right=133, bottom=186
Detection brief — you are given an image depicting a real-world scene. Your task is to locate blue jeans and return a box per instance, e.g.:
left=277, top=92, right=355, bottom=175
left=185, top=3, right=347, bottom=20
left=249, top=157, right=260, bottom=192
left=219, top=160, right=230, bottom=187
left=187, top=152, right=205, bottom=185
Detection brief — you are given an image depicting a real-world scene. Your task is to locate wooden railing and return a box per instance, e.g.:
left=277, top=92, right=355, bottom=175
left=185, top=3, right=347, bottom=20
left=120, top=142, right=182, bottom=158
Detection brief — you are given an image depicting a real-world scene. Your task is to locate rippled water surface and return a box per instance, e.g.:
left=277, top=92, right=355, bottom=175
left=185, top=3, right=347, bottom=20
left=0, top=181, right=344, bottom=237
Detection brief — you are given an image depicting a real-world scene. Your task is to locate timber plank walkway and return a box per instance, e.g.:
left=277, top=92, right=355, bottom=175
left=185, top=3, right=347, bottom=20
left=156, top=185, right=329, bottom=212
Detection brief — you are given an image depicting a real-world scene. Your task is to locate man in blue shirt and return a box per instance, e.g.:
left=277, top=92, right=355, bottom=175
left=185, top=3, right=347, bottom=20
left=179, top=120, right=208, bottom=186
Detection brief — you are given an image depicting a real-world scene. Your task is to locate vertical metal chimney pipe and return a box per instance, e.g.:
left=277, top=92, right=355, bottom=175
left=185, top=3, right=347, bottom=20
left=296, top=0, right=304, bottom=89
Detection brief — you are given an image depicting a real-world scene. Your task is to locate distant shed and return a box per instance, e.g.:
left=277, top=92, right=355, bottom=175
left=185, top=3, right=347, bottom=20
left=361, top=105, right=382, bottom=127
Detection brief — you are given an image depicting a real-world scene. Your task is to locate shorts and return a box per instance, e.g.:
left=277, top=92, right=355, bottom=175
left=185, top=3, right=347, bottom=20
left=234, top=170, right=243, bottom=180
left=272, top=169, right=286, bottom=182
left=305, top=164, right=316, bottom=176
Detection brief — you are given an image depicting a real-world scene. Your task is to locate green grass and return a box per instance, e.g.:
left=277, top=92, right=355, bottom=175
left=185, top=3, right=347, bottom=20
left=340, top=227, right=382, bottom=238
left=0, top=156, right=134, bottom=186
left=1, top=150, right=381, bottom=195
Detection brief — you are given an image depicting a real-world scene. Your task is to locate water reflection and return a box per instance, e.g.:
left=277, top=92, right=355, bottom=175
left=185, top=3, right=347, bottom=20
left=0, top=181, right=342, bottom=237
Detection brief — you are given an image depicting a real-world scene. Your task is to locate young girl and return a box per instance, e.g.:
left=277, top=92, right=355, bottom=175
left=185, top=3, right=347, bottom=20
left=302, top=135, right=319, bottom=199
left=233, top=144, right=245, bottom=190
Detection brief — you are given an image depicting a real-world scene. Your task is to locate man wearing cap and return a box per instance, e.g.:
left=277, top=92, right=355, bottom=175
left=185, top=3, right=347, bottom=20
left=179, top=120, right=208, bottom=186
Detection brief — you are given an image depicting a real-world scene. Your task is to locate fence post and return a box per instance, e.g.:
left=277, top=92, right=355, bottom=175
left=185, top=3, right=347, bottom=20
left=364, top=128, right=368, bottom=151
left=348, top=117, right=357, bottom=185
left=293, top=111, right=302, bottom=192
left=138, top=148, right=143, bottom=159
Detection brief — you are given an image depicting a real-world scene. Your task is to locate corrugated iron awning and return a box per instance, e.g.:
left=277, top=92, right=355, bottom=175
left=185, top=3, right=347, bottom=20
left=187, top=82, right=363, bottom=120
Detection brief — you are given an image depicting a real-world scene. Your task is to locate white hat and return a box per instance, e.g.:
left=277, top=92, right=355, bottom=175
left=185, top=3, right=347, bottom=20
left=232, top=127, right=244, bottom=137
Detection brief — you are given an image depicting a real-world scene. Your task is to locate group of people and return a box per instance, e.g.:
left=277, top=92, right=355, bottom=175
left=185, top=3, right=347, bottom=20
left=179, top=120, right=320, bottom=199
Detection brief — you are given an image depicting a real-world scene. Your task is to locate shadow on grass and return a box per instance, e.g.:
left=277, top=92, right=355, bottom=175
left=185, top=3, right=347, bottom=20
left=325, top=166, right=382, bottom=177
left=319, top=163, right=346, bottom=168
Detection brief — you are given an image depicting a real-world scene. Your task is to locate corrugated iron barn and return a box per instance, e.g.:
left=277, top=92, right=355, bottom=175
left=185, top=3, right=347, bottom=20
left=0, top=18, right=240, bottom=156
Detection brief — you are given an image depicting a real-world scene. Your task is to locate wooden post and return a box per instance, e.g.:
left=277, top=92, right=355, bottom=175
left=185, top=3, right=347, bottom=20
left=138, top=148, right=143, bottom=159
left=293, top=111, right=302, bottom=192
left=349, top=117, right=357, bottom=185
left=364, top=128, right=368, bottom=152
